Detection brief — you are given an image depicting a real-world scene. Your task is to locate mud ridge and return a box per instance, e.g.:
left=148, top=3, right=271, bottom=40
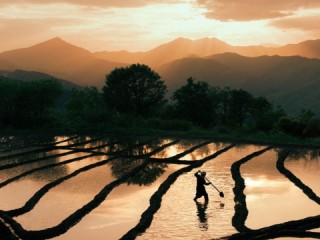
left=2, top=161, right=149, bottom=240
left=5, top=156, right=115, bottom=217
left=231, top=146, right=274, bottom=232
left=0, top=150, right=76, bottom=171
left=276, top=149, right=320, bottom=204
left=219, top=213, right=320, bottom=239
left=149, top=143, right=236, bottom=165
left=120, top=144, right=235, bottom=239
left=0, top=153, right=96, bottom=188
left=108, top=139, right=181, bottom=158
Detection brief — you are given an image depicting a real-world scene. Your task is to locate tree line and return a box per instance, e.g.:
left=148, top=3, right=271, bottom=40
left=1, top=64, right=320, bottom=138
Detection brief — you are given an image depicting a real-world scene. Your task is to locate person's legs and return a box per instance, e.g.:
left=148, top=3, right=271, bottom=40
left=204, top=191, right=209, bottom=202
left=194, top=191, right=202, bottom=201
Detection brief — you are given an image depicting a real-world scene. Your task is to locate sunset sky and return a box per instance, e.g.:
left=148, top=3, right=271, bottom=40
left=1, top=0, right=320, bottom=52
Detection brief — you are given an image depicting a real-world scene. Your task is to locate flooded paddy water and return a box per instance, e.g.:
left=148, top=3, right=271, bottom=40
left=0, top=135, right=319, bottom=239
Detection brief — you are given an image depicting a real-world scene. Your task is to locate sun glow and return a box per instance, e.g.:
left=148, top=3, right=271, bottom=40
left=0, top=1, right=320, bottom=52
left=245, top=177, right=286, bottom=188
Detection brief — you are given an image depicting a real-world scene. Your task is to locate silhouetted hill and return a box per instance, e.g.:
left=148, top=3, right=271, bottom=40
left=0, top=69, right=81, bottom=90
left=0, top=37, right=126, bottom=88
left=274, top=39, right=320, bottom=59
left=94, top=37, right=233, bottom=67
left=94, top=38, right=320, bottom=67
left=1, top=37, right=320, bottom=115
left=158, top=53, right=320, bottom=116
left=157, top=56, right=254, bottom=93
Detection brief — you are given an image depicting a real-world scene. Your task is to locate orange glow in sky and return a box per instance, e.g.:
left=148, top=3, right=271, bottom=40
left=1, top=0, right=320, bottom=52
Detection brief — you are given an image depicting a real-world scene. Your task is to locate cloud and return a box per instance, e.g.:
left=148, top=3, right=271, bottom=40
left=0, top=17, right=83, bottom=51
left=0, top=0, right=181, bottom=8
left=271, top=15, right=320, bottom=30
left=196, top=0, right=320, bottom=21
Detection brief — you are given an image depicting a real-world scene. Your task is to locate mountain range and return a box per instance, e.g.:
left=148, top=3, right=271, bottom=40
left=0, top=38, right=124, bottom=87
left=0, top=37, right=320, bottom=115
left=94, top=37, right=320, bottom=67
left=0, top=69, right=81, bottom=90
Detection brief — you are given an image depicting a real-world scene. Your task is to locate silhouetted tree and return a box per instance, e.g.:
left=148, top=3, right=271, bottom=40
left=0, top=79, right=20, bottom=128
left=0, top=79, right=62, bottom=129
left=103, top=64, right=167, bottom=117
left=171, top=77, right=219, bottom=128
left=249, top=96, right=274, bottom=131
left=66, top=86, right=110, bottom=128
left=275, top=108, right=320, bottom=137
left=276, top=116, right=303, bottom=136
left=217, top=87, right=231, bottom=125
left=229, top=89, right=253, bottom=127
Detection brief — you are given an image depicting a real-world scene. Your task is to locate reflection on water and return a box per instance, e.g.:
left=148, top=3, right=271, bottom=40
left=0, top=149, right=73, bottom=182
left=0, top=152, right=97, bottom=211
left=1, top=136, right=320, bottom=240
left=242, top=149, right=320, bottom=233
left=196, top=201, right=208, bottom=230
left=139, top=145, right=265, bottom=240
left=285, top=149, right=320, bottom=196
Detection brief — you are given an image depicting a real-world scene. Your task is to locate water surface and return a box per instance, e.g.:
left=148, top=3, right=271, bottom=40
left=0, top=136, right=319, bottom=240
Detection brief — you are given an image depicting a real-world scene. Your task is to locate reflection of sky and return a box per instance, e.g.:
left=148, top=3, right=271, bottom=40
left=242, top=150, right=320, bottom=230
left=179, top=143, right=225, bottom=160
left=286, top=150, right=320, bottom=196
left=151, top=139, right=200, bottom=159
left=140, top=145, right=266, bottom=240
left=52, top=164, right=185, bottom=240
left=151, top=141, right=229, bottom=160
left=3, top=137, right=320, bottom=240
left=0, top=153, right=100, bottom=211
left=0, top=151, right=90, bottom=182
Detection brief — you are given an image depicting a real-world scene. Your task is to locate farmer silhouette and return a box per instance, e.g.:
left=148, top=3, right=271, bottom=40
left=194, top=170, right=210, bottom=202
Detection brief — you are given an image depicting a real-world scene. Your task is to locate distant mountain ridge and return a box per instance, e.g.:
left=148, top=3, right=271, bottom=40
left=94, top=38, right=320, bottom=67
left=0, top=69, right=81, bottom=90
left=0, top=37, right=126, bottom=88
left=158, top=53, right=320, bottom=115
left=1, top=37, right=320, bottom=115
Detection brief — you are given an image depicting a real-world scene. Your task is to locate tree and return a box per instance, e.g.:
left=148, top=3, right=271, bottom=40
left=0, top=79, right=62, bottom=129
left=103, top=64, right=167, bottom=117
left=14, top=80, right=63, bottom=128
left=66, top=86, right=109, bottom=128
left=217, top=87, right=231, bottom=125
left=249, top=96, right=274, bottom=131
left=228, top=89, right=253, bottom=127
left=171, top=77, right=219, bottom=128
left=0, top=79, right=20, bottom=128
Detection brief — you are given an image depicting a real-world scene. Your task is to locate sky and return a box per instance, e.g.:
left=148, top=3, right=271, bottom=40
left=1, top=0, right=320, bottom=53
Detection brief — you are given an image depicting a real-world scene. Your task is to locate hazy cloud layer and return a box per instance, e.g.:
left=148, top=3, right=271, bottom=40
left=0, top=17, right=86, bottom=51
left=0, top=0, right=182, bottom=8
left=197, top=0, right=320, bottom=21
left=0, top=0, right=319, bottom=52
left=271, top=15, right=320, bottom=30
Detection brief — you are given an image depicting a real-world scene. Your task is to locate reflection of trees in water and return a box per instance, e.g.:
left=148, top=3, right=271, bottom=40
left=277, top=147, right=320, bottom=171
left=107, top=137, right=158, bottom=155
left=109, top=158, right=167, bottom=186
left=29, top=164, right=69, bottom=182
left=277, top=148, right=320, bottom=204
left=109, top=138, right=175, bottom=186
left=194, top=142, right=229, bottom=159
left=2, top=135, right=320, bottom=240
left=0, top=135, right=56, bottom=152
left=174, top=140, right=228, bottom=159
